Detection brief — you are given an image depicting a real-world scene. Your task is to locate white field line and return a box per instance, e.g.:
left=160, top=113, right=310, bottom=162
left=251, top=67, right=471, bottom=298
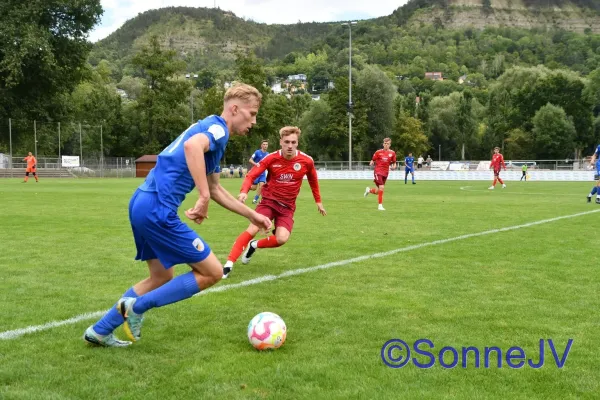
left=459, top=185, right=585, bottom=197
left=1, top=209, right=598, bottom=341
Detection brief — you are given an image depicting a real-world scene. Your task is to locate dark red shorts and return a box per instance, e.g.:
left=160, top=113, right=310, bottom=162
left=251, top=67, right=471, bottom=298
left=493, top=169, right=501, bottom=177
left=374, top=173, right=388, bottom=187
left=255, top=197, right=295, bottom=233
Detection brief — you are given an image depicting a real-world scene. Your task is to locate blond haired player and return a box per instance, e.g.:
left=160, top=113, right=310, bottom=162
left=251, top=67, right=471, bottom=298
left=84, top=83, right=272, bottom=347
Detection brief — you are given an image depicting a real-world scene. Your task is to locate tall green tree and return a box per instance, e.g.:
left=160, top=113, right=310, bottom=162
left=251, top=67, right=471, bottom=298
left=230, top=53, right=270, bottom=163
left=393, top=113, right=430, bottom=158
left=456, top=90, right=477, bottom=160
left=0, top=0, right=102, bottom=119
left=583, top=67, right=600, bottom=117
left=299, top=100, right=331, bottom=159
left=355, top=65, right=397, bottom=156
left=532, top=103, right=576, bottom=159
left=132, top=36, right=189, bottom=154
left=324, top=77, right=368, bottom=161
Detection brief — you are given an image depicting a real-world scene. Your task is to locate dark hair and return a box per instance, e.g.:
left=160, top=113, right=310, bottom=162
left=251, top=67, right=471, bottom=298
left=261, top=140, right=268, bottom=144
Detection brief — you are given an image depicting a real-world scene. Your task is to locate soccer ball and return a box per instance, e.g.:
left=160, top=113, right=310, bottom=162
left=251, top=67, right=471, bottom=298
left=247, top=312, right=287, bottom=350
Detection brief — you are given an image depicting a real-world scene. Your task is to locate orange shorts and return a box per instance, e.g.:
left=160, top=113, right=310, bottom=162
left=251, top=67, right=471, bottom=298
left=26, top=167, right=36, bottom=173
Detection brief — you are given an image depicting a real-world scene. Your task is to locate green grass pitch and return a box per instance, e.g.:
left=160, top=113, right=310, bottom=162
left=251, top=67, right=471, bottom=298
left=0, top=178, right=599, bottom=399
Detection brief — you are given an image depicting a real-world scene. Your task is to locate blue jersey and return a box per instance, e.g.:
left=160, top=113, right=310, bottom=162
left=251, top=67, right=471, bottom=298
left=595, top=145, right=600, bottom=167
left=405, top=156, right=415, bottom=169
left=251, top=149, right=269, bottom=164
left=138, top=115, right=229, bottom=211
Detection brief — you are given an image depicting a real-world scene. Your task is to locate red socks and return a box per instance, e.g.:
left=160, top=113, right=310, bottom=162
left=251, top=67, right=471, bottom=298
left=227, top=231, right=254, bottom=262
left=378, top=190, right=383, bottom=204
left=497, top=177, right=504, bottom=184
left=257, top=235, right=281, bottom=249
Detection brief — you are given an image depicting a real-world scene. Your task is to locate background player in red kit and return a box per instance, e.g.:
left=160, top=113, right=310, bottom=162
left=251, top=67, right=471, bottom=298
left=364, top=138, right=397, bottom=210
left=222, top=126, right=326, bottom=278
left=489, top=146, right=507, bottom=190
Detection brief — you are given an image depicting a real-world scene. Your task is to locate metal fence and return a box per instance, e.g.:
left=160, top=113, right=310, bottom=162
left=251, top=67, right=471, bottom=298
left=0, top=155, right=594, bottom=179
left=2, top=156, right=136, bottom=178
left=312, top=159, right=592, bottom=171
left=0, top=119, right=105, bottom=161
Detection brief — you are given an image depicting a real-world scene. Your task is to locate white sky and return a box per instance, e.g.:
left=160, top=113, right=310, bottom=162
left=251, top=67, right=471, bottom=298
left=89, top=0, right=406, bottom=42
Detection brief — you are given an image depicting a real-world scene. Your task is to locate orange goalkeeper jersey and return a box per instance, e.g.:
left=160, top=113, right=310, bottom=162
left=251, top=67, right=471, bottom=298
left=24, top=155, right=36, bottom=168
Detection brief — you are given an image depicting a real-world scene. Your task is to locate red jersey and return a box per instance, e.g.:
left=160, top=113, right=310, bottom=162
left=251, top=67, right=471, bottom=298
left=241, top=150, right=322, bottom=211
left=372, top=149, right=396, bottom=177
left=490, top=153, right=506, bottom=170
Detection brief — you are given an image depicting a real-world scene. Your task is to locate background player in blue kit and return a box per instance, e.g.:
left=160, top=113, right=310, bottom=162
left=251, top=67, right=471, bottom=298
left=587, top=144, right=600, bottom=204
left=83, top=83, right=272, bottom=347
left=249, top=140, right=269, bottom=204
left=405, top=152, right=416, bottom=184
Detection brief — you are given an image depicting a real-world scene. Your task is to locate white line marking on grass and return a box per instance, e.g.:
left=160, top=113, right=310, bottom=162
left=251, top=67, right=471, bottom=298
left=0, top=311, right=107, bottom=340
left=2, top=209, right=599, bottom=341
left=460, top=186, right=583, bottom=197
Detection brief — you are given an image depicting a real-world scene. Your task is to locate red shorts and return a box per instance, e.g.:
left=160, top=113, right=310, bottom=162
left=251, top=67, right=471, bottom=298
left=26, top=167, right=36, bottom=173
left=255, top=197, right=295, bottom=233
left=493, top=168, right=501, bottom=177
left=374, top=173, right=388, bottom=186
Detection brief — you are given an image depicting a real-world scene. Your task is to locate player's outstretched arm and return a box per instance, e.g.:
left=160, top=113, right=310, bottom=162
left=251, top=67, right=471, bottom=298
left=240, top=161, right=268, bottom=195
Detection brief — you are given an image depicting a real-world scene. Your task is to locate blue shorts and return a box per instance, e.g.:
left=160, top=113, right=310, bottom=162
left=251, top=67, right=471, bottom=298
left=405, top=167, right=414, bottom=173
left=128, top=190, right=211, bottom=268
left=253, top=173, right=267, bottom=185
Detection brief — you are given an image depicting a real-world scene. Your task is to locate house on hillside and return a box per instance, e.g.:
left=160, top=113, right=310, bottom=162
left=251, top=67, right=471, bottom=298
left=425, top=72, right=443, bottom=81
left=287, top=74, right=307, bottom=82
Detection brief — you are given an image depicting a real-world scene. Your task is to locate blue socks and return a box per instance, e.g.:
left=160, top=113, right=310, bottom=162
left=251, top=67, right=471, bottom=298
left=94, top=287, right=139, bottom=335
left=591, top=187, right=598, bottom=196
left=254, top=195, right=259, bottom=202
left=132, top=271, right=200, bottom=314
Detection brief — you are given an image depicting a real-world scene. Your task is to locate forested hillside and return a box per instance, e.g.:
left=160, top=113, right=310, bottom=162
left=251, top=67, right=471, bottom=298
left=1, top=0, right=599, bottom=163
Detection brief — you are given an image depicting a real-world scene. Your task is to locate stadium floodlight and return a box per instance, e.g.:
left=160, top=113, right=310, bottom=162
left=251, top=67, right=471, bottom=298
left=341, top=21, right=357, bottom=170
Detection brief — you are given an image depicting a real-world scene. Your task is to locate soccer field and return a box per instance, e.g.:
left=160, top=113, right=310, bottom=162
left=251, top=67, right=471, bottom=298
left=1, top=178, right=599, bottom=399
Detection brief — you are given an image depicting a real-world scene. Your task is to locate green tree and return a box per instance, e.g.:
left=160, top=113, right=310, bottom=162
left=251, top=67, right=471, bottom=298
left=0, top=0, right=102, bottom=119
left=117, top=76, right=145, bottom=100
left=427, top=92, right=480, bottom=160
left=299, top=100, right=332, bottom=160
left=355, top=65, right=397, bottom=156
left=393, top=113, right=430, bottom=158
left=504, top=128, right=533, bottom=159
left=583, top=67, right=600, bottom=116
left=132, top=36, right=189, bottom=154
left=456, top=90, right=477, bottom=160
left=325, top=77, right=368, bottom=161
left=532, top=103, right=576, bottom=159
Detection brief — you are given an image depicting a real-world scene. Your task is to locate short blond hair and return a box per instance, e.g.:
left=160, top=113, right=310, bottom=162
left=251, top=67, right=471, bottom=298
left=383, top=138, right=391, bottom=143
left=279, top=126, right=301, bottom=139
left=223, top=82, right=262, bottom=105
